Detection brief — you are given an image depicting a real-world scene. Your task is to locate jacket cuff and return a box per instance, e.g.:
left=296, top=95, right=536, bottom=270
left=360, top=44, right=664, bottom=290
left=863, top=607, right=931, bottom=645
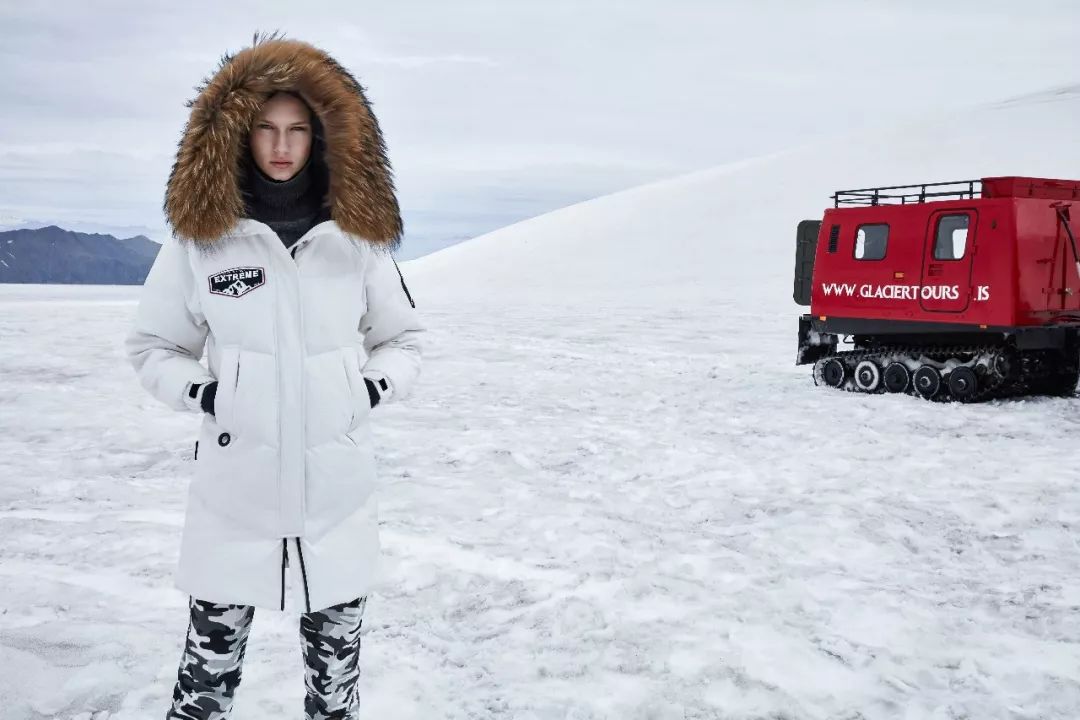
left=362, top=370, right=394, bottom=404
left=362, top=352, right=415, bottom=398
left=182, top=377, right=216, bottom=413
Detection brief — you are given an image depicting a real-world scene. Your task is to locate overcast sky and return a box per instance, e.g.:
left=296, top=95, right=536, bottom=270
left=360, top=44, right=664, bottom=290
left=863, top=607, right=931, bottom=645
left=2, top=0, right=1079, bottom=257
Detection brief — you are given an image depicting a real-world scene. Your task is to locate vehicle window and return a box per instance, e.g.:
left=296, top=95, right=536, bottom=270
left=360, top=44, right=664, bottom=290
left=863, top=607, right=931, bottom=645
left=854, top=224, right=888, bottom=260
left=934, top=214, right=969, bottom=260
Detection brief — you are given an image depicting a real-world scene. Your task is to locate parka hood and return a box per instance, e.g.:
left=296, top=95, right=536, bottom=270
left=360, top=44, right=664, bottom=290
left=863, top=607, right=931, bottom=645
left=164, top=33, right=402, bottom=249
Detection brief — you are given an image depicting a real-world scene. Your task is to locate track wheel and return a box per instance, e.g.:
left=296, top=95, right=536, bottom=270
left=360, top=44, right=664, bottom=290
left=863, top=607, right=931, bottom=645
left=947, top=366, right=979, bottom=402
left=883, top=362, right=910, bottom=393
left=821, top=358, right=847, bottom=388
left=854, top=360, right=881, bottom=392
left=913, top=366, right=942, bottom=399
left=991, top=350, right=1014, bottom=381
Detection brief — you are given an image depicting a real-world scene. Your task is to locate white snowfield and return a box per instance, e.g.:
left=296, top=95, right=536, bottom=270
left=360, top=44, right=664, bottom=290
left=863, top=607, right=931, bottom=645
left=3, top=86, right=1080, bottom=719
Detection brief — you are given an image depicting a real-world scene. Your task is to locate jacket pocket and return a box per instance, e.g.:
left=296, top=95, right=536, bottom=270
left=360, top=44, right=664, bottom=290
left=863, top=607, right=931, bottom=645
left=341, top=346, right=371, bottom=433
left=214, top=345, right=241, bottom=433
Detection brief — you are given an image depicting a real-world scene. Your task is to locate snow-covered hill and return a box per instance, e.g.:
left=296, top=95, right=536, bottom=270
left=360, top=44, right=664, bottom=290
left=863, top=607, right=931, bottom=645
left=2, top=87, right=1079, bottom=720
left=407, top=84, right=1080, bottom=309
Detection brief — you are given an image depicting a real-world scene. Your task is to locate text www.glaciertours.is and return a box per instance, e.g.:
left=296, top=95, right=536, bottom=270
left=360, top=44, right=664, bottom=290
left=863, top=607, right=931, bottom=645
left=820, top=282, right=991, bottom=302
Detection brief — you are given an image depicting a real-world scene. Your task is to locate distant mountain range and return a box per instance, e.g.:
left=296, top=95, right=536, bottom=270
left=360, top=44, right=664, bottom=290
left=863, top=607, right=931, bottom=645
left=0, top=225, right=161, bottom=284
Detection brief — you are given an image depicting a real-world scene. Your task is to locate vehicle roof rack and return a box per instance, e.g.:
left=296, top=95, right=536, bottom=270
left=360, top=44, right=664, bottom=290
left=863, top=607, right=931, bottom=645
left=832, top=180, right=981, bottom=208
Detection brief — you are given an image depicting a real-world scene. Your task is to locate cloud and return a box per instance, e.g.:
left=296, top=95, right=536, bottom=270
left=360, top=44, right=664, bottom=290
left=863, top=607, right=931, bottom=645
left=2, top=0, right=1079, bottom=255
left=367, top=54, right=499, bottom=70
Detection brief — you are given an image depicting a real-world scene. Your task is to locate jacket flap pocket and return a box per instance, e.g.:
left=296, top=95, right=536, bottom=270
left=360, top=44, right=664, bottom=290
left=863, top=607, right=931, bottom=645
left=215, top=345, right=241, bottom=432
left=342, top=347, right=370, bottom=430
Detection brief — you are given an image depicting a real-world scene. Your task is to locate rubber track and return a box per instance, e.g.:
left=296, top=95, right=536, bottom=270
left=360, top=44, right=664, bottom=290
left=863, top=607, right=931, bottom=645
left=812, top=343, right=1015, bottom=402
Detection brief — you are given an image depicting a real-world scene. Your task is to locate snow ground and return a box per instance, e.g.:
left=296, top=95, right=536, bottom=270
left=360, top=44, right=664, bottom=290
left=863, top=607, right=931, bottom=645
left=2, top=289, right=1079, bottom=719
left=3, top=86, right=1080, bottom=719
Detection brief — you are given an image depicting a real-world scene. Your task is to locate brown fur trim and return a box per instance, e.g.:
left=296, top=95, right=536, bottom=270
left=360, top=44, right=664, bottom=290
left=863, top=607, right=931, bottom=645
left=164, top=32, right=402, bottom=249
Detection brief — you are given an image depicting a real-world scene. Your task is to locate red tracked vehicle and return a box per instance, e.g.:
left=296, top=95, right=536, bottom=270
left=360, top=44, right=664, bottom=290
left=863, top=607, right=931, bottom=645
left=793, top=177, right=1080, bottom=401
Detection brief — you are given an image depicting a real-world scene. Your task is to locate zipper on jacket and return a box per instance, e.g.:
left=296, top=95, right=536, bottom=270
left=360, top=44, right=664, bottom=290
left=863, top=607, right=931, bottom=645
left=298, top=274, right=307, bottom=524
left=294, top=537, right=311, bottom=613
left=280, top=539, right=287, bottom=611
left=274, top=226, right=309, bottom=536
left=194, top=440, right=198, bottom=460
left=294, top=248, right=308, bottom=526
left=391, top=256, right=416, bottom=308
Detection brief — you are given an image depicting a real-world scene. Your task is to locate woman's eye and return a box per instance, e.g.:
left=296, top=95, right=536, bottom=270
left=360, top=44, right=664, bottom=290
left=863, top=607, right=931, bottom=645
left=290, top=127, right=309, bottom=132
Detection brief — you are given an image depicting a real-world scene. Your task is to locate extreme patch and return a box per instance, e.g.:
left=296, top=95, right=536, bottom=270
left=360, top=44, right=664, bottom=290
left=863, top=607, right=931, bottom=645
left=208, top=267, right=266, bottom=298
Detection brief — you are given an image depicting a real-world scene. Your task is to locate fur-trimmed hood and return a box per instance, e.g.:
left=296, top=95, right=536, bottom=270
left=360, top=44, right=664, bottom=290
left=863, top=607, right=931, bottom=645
left=164, top=33, right=402, bottom=249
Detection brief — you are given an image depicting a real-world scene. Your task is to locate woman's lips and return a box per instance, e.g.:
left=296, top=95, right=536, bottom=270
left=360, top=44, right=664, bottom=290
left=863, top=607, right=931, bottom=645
left=271, top=161, right=292, bottom=168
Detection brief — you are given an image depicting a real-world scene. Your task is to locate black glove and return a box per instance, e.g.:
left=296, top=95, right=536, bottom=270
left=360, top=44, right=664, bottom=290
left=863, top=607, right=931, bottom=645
left=363, top=376, right=393, bottom=408
left=364, top=377, right=381, bottom=408
left=187, top=381, right=218, bottom=416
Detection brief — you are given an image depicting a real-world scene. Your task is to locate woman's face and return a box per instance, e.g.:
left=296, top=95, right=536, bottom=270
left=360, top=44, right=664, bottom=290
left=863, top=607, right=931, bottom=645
left=249, top=93, right=313, bottom=181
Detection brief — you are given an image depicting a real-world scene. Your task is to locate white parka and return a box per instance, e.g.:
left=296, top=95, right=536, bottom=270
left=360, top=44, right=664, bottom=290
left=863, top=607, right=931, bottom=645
left=125, top=37, right=424, bottom=613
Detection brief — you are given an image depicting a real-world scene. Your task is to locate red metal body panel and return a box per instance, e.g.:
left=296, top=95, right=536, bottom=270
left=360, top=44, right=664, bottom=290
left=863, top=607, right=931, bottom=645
left=982, top=176, right=1080, bottom=201
left=809, top=177, right=1080, bottom=330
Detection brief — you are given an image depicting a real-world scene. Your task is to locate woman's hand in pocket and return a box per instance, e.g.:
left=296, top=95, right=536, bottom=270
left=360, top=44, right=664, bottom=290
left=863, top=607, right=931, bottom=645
left=184, top=380, right=219, bottom=416
left=363, top=375, right=391, bottom=408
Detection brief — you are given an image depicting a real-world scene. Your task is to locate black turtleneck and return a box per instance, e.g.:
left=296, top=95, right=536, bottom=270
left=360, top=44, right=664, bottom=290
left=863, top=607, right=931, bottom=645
left=241, top=155, right=329, bottom=250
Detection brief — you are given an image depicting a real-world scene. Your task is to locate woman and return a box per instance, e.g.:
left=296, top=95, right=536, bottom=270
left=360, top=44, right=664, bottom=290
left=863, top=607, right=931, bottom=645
left=125, top=34, right=424, bottom=719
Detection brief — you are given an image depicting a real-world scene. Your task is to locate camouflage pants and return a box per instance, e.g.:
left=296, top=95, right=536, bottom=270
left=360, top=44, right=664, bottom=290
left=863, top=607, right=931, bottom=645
left=166, top=594, right=367, bottom=719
